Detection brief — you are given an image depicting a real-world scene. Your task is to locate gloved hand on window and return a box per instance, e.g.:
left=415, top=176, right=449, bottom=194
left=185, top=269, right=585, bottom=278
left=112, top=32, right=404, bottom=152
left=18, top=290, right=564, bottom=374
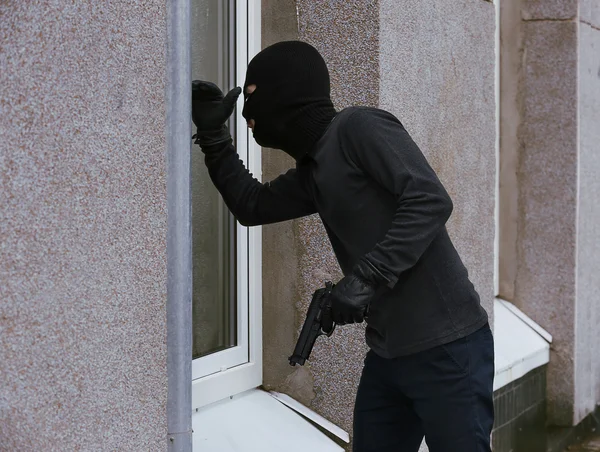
left=191, top=80, right=241, bottom=147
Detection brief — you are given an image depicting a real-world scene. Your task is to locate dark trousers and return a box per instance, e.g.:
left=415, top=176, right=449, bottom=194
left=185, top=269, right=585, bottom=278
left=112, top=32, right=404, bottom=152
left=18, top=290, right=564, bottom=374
left=353, top=324, right=495, bottom=452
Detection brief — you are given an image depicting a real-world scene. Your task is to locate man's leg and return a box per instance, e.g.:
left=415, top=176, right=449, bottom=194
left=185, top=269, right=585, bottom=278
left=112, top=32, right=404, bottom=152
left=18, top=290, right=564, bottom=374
left=406, top=324, right=495, bottom=452
left=353, top=350, right=424, bottom=452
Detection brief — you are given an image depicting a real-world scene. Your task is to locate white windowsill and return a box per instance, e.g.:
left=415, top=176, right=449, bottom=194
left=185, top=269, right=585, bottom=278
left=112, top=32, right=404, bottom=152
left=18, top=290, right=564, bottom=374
left=192, top=389, right=344, bottom=452
left=493, top=298, right=552, bottom=391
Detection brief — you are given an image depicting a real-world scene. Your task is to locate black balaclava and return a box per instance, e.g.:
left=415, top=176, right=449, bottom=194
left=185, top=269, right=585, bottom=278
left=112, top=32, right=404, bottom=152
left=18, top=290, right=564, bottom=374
left=242, top=41, right=337, bottom=161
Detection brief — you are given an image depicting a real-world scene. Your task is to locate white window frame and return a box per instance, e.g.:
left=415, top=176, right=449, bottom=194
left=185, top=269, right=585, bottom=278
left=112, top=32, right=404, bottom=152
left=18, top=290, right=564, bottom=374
left=191, top=0, right=262, bottom=410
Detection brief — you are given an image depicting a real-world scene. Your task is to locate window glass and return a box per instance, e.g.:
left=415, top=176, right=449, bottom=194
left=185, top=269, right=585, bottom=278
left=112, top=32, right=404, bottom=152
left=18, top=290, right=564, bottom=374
left=191, top=0, right=237, bottom=359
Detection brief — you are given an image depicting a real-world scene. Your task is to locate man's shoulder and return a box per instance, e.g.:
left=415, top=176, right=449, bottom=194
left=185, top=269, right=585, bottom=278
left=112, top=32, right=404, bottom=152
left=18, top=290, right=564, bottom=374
left=334, top=107, right=402, bottom=131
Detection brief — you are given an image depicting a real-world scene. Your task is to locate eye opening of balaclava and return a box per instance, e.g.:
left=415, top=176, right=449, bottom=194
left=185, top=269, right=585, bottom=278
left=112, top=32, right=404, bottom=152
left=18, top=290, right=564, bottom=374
left=241, top=40, right=337, bottom=161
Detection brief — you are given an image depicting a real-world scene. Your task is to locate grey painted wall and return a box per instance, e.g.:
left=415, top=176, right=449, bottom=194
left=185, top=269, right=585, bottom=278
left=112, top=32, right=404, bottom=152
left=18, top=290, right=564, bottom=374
left=0, top=2, right=168, bottom=450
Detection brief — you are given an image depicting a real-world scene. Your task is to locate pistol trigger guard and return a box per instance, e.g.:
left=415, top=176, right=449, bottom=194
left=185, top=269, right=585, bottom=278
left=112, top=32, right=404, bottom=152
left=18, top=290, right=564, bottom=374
left=326, top=322, right=336, bottom=337
left=321, top=322, right=336, bottom=337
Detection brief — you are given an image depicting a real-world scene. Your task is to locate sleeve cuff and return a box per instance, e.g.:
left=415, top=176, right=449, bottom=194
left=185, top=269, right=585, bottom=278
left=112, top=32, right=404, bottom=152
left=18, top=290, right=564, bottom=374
left=193, top=125, right=232, bottom=148
left=352, top=258, right=397, bottom=290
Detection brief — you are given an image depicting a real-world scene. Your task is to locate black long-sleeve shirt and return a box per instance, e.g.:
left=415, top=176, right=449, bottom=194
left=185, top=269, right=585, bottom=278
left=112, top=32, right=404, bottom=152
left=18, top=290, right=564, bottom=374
left=202, top=106, right=488, bottom=358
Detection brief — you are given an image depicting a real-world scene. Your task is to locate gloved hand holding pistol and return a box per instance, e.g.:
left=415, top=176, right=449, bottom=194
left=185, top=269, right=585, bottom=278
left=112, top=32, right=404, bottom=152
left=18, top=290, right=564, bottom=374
left=330, top=260, right=386, bottom=325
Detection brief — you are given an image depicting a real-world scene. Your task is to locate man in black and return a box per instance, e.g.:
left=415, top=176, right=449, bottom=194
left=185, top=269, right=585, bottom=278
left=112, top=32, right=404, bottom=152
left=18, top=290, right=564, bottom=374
left=192, top=41, right=494, bottom=452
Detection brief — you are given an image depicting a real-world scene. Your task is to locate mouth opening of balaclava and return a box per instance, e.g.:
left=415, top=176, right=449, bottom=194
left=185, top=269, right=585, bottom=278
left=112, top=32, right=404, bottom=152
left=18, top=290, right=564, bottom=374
left=242, top=41, right=337, bottom=161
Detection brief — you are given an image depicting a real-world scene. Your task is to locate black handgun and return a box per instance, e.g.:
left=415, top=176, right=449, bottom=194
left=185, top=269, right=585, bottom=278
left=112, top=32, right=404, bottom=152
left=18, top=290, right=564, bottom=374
left=288, top=281, right=335, bottom=366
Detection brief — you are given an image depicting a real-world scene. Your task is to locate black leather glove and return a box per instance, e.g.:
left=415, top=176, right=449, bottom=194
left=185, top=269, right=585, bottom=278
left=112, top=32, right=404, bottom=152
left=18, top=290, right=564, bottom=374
left=191, top=80, right=241, bottom=147
left=330, top=258, right=392, bottom=325
left=330, top=274, right=376, bottom=325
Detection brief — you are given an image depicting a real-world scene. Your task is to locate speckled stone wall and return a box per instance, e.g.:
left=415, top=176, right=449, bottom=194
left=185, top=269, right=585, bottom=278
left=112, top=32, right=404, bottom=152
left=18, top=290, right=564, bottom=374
left=261, top=1, right=496, bottom=450
left=261, top=0, right=314, bottom=401
left=297, top=0, right=380, bottom=109
left=507, top=0, right=600, bottom=426
left=0, top=2, right=168, bottom=450
left=498, top=0, right=524, bottom=303
left=295, top=0, right=379, bottom=442
left=515, top=2, right=600, bottom=426
left=517, top=14, right=579, bottom=428
left=260, top=1, right=379, bottom=447
left=582, top=8, right=600, bottom=408
left=379, top=3, right=496, bottom=450
left=575, top=15, right=600, bottom=423
left=379, top=0, right=496, bottom=321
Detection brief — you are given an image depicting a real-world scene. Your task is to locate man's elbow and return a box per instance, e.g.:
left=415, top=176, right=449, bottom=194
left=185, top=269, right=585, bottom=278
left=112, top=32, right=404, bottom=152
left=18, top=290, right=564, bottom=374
left=230, top=198, right=262, bottom=227
left=439, top=194, right=453, bottom=222
left=236, top=214, right=260, bottom=227
left=235, top=208, right=265, bottom=227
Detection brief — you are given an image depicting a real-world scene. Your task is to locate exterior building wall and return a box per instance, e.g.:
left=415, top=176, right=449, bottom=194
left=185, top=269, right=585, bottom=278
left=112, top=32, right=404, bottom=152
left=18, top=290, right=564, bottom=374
left=0, top=2, right=168, bottom=450
left=3, top=0, right=598, bottom=449
left=379, top=3, right=496, bottom=450
left=260, top=0, right=311, bottom=403
left=294, top=0, right=381, bottom=436
left=576, top=10, right=600, bottom=421
left=260, top=0, right=380, bottom=437
left=498, top=0, right=524, bottom=302
left=379, top=0, right=496, bottom=319
left=502, top=0, right=600, bottom=425
left=261, top=1, right=496, bottom=449
left=517, top=15, right=579, bottom=425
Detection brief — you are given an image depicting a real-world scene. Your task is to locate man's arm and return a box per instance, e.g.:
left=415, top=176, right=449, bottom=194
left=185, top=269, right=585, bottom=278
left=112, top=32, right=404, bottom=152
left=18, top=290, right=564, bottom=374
left=191, top=80, right=316, bottom=226
left=344, top=108, right=453, bottom=289
left=201, top=137, right=316, bottom=226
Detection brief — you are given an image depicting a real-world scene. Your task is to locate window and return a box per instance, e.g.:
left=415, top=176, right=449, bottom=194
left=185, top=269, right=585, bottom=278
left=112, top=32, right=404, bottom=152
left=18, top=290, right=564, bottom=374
left=190, top=0, right=262, bottom=409
left=191, top=0, right=237, bottom=363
